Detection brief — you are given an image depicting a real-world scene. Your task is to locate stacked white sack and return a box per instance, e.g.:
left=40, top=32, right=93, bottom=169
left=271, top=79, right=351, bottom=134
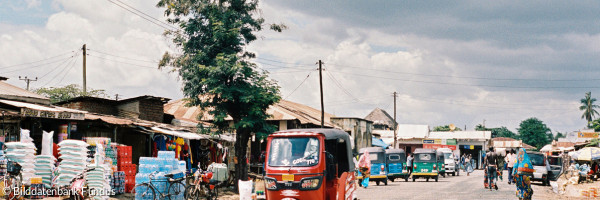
left=57, top=140, right=89, bottom=187
left=34, top=155, right=56, bottom=188
left=4, top=142, right=37, bottom=184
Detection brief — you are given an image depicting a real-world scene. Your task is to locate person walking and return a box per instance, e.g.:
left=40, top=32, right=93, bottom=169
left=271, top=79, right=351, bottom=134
left=460, top=154, right=465, bottom=171
left=485, top=147, right=498, bottom=190
left=507, top=149, right=516, bottom=184
left=407, top=153, right=414, bottom=176
left=513, top=148, right=534, bottom=200
left=358, top=151, right=371, bottom=188
left=465, top=154, right=473, bottom=176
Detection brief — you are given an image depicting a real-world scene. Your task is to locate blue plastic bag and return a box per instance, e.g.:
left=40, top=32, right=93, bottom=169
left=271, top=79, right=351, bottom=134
left=361, top=177, right=369, bottom=188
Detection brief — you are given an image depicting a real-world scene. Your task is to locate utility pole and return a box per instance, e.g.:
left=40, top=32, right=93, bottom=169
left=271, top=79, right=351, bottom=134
left=318, top=60, right=324, bottom=128
left=393, top=92, right=398, bottom=149
left=82, top=44, right=87, bottom=95
left=19, top=76, right=37, bottom=91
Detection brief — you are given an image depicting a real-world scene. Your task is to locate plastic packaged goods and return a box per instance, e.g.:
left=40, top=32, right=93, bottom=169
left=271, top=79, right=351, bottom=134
left=6, top=130, right=37, bottom=185
left=56, top=140, right=89, bottom=187
left=34, top=155, right=56, bottom=188
left=41, top=131, right=54, bottom=156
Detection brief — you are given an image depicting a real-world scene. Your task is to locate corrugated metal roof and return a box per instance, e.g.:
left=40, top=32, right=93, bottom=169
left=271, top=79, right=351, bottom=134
left=428, top=131, right=491, bottom=140
left=364, top=108, right=395, bottom=127
left=0, top=81, right=49, bottom=104
left=164, top=99, right=336, bottom=127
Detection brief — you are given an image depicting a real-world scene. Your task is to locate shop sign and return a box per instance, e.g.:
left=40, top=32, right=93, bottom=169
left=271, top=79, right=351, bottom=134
left=578, top=132, right=599, bottom=138
left=447, top=139, right=457, bottom=145
left=423, top=144, right=457, bottom=150
left=422, top=139, right=434, bottom=144
left=434, top=139, right=442, bottom=144
left=461, top=145, right=475, bottom=150
left=21, top=108, right=84, bottom=120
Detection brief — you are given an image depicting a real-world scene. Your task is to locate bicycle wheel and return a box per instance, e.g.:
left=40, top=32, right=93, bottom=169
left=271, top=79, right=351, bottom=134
left=167, top=181, right=186, bottom=200
left=184, top=184, right=201, bottom=200
left=135, top=183, right=156, bottom=200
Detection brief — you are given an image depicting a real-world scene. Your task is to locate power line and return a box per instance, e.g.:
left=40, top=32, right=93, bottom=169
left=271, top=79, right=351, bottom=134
left=254, top=57, right=600, bottom=82
left=256, top=61, right=313, bottom=70
left=55, top=53, right=81, bottom=86
left=326, top=71, right=361, bottom=102
left=38, top=51, right=80, bottom=79
left=256, top=57, right=314, bottom=66
left=0, top=50, right=76, bottom=70
left=105, top=0, right=177, bottom=31
left=2, top=57, right=74, bottom=74
left=87, top=54, right=159, bottom=69
left=328, top=70, right=600, bottom=89
left=112, top=0, right=176, bottom=29
left=40, top=53, right=79, bottom=88
left=87, top=49, right=159, bottom=63
left=284, top=71, right=312, bottom=100
left=326, top=63, right=600, bottom=82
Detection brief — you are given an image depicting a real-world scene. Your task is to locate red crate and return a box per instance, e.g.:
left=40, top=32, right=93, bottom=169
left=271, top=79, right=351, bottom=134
left=117, top=146, right=132, bottom=157
left=125, top=183, right=135, bottom=193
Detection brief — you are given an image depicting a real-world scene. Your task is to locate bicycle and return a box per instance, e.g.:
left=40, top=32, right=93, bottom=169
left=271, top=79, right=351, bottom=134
left=184, top=170, right=221, bottom=200
left=134, top=172, right=186, bottom=200
left=1, top=160, right=23, bottom=200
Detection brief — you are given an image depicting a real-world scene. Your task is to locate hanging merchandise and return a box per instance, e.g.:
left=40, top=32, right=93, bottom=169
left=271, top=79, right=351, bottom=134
left=41, top=131, right=54, bottom=156
left=56, top=140, right=89, bottom=187
left=58, top=125, right=68, bottom=143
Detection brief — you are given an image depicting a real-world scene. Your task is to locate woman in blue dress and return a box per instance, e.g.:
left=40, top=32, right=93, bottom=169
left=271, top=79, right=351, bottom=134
left=512, top=148, right=534, bottom=200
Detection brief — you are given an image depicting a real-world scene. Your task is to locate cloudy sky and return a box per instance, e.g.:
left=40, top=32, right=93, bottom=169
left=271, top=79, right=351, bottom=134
left=1, top=0, right=599, bottom=134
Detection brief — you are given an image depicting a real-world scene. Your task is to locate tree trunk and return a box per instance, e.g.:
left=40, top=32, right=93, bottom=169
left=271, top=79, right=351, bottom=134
left=235, top=127, right=251, bottom=183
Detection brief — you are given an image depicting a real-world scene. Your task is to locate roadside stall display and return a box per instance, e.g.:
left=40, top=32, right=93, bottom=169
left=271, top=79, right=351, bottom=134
left=56, top=139, right=89, bottom=187
left=135, top=151, right=185, bottom=199
left=5, top=129, right=37, bottom=184
left=34, top=155, right=56, bottom=188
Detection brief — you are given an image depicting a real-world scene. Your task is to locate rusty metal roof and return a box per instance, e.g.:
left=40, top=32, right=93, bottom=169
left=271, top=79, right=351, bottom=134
left=164, top=99, right=336, bottom=127
left=0, top=81, right=49, bottom=105
left=364, top=108, right=395, bottom=127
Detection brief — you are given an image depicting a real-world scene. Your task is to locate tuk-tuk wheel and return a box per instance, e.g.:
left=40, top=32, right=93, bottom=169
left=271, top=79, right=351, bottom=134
left=426, top=178, right=429, bottom=182
left=384, top=179, right=388, bottom=186
left=375, top=181, right=380, bottom=186
left=390, top=178, right=394, bottom=182
left=412, top=177, right=416, bottom=182
left=435, top=176, right=439, bottom=182
left=405, top=177, right=408, bottom=182
left=452, top=172, right=455, bottom=176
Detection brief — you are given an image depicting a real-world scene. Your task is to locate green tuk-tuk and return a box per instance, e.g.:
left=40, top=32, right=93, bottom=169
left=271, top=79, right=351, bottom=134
left=385, top=149, right=409, bottom=182
left=412, top=148, right=439, bottom=182
left=436, top=150, right=446, bottom=178
left=357, top=147, right=388, bottom=186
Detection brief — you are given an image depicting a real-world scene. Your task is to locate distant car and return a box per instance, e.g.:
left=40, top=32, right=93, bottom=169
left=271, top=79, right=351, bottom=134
left=528, top=152, right=550, bottom=186
left=547, top=155, right=563, bottom=181
left=438, top=148, right=459, bottom=176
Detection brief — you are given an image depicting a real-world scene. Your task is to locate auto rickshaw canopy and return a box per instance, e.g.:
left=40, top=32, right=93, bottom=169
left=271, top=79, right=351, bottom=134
left=272, top=128, right=355, bottom=171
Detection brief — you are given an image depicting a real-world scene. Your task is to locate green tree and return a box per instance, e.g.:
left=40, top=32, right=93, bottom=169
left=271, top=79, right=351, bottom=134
left=157, top=0, right=283, bottom=181
left=433, top=125, right=462, bottom=131
left=554, top=132, right=565, bottom=141
left=34, top=84, right=110, bottom=103
left=493, top=127, right=519, bottom=139
left=590, top=119, right=600, bottom=132
left=580, top=92, right=599, bottom=126
left=517, top=118, right=552, bottom=150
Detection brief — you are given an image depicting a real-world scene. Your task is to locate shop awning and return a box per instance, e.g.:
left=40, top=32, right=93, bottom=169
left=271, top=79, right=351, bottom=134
left=150, top=127, right=208, bottom=140
left=372, top=137, right=389, bottom=149
left=0, top=99, right=85, bottom=120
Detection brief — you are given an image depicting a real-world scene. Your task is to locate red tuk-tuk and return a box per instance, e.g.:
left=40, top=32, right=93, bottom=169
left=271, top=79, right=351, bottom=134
left=264, top=129, right=357, bottom=200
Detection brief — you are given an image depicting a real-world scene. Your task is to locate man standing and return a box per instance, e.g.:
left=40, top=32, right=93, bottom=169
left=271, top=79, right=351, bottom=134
left=507, top=149, right=516, bottom=184
left=407, top=153, right=414, bottom=176
left=485, top=147, right=498, bottom=190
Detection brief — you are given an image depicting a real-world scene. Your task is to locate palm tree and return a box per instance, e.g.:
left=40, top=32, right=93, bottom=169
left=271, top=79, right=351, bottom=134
left=580, top=92, right=600, bottom=126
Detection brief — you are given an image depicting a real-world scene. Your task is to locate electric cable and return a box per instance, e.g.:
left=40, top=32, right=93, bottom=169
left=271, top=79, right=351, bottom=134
left=87, top=49, right=159, bottom=63
left=284, top=71, right=312, bottom=100
left=105, top=0, right=176, bottom=31
left=0, top=50, right=76, bottom=70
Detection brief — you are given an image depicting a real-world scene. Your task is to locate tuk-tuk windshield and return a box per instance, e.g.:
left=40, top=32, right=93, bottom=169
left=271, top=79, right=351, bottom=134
left=268, top=137, right=320, bottom=167
left=415, top=153, right=435, bottom=162
left=444, top=153, right=453, bottom=160
left=388, top=154, right=406, bottom=163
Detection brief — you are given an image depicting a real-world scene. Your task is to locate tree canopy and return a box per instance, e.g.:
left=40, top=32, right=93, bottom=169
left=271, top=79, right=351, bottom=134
left=580, top=91, right=599, bottom=126
left=34, top=84, right=110, bottom=103
left=157, top=0, right=282, bottom=181
left=517, top=117, right=552, bottom=150
left=433, top=124, right=462, bottom=132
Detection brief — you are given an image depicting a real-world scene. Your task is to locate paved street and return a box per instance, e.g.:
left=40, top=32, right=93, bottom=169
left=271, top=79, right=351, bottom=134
left=356, top=170, right=563, bottom=200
